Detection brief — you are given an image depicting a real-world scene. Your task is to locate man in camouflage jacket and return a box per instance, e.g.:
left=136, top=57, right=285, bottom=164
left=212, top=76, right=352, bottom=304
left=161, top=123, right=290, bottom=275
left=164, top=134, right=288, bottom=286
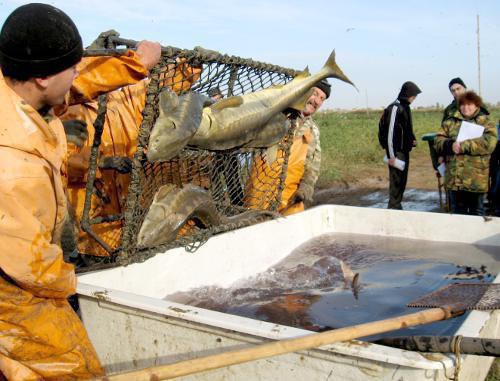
left=435, top=91, right=497, bottom=215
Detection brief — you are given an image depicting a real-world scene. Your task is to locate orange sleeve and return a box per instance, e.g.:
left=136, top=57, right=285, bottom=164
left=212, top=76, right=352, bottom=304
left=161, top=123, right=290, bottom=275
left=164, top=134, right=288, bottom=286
left=108, top=80, right=148, bottom=156
left=69, top=50, right=149, bottom=104
left=0, top=148, right=76, bottom=299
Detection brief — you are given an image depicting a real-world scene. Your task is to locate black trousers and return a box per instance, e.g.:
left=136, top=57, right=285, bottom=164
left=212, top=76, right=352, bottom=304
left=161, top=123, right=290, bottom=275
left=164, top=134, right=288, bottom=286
left=449, top=190, right=485, bottom=216
left=388, top=151, right=410, bottom=210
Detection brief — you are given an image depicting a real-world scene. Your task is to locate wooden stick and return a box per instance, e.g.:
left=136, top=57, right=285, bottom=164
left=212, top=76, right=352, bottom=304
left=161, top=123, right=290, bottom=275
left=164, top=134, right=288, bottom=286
left=98, top=307, right=453, bottom=381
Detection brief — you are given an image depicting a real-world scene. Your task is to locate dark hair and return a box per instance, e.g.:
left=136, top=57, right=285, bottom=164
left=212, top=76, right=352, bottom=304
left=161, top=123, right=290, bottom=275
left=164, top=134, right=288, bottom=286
left=457, top=91, right=482, bottom=108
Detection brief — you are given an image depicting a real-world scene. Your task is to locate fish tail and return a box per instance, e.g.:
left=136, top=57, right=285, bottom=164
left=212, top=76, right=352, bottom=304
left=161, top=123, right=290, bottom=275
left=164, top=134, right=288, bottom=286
left=322, top=50, right=357, bottom=90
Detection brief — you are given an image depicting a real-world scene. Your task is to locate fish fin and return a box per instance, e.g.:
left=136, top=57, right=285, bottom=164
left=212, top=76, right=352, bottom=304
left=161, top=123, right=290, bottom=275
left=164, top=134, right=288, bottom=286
left=340, top=260, right=355, bottom=289
left=322, top=49, right=357, bottom=90
left=294, top=67, right=310, bottom=80
left=153, top=184, right=177, bottom=203
left=210, top=96, right=243, bottom=111
left=288, top=88, right=313, bottom=111
left=158, top=88, right=179, bottom=113
left=268, top=84, right=285, bottom=89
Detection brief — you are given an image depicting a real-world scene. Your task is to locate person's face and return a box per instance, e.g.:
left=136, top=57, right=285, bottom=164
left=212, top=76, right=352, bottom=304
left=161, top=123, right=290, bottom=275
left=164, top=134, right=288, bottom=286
left=408, top=95, right=417, bottom=104
left=450, top=83, right=466, bottom=100
left=459, top=102, right=479, bottom=119
left=39, top=64, right=79, bottom=107
left=303, top=87, right=327, bottom=116
left=211, top=94, right=223, bottom=101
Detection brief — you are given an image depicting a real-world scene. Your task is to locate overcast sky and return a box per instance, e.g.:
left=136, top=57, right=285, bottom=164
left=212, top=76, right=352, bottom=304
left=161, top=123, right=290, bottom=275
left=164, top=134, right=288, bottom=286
left=1, top=0, right=499, bottom=110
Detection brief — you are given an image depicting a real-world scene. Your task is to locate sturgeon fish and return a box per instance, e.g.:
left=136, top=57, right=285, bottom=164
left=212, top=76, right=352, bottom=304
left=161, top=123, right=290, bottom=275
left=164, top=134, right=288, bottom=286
left=137, top=184, right=277, bottom=248
left=147, top=89, right=209, bottom=162
left=244, top=113, right=290, bottom=148
left=188, top=50, right=356, bottom=150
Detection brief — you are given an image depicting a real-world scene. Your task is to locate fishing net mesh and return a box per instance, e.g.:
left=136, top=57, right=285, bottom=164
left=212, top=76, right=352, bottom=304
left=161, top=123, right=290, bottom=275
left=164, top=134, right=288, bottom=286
left=79, top=41, right=299, bottom=268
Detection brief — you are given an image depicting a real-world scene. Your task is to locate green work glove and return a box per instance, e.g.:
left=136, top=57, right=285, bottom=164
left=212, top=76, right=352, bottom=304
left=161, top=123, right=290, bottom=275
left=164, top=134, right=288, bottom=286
left=63, top=119, right=88, bottom=148
left=87, top=29, right=120, bottom=50
left=99, top=156, right=133, bottom=174
left=290, top=189, right=305, bottom=204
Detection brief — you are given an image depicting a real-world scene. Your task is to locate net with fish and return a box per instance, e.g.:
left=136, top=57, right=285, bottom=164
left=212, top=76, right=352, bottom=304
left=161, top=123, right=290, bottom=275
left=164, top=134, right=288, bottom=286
left=78, top=37, right=300, bottom=269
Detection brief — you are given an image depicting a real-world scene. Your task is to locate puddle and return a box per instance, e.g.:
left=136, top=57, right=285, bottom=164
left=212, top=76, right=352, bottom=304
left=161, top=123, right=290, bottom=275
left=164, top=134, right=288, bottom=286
left=361, top=189, right=441, bottom=212
left=166, top=233, right=497, bottom=340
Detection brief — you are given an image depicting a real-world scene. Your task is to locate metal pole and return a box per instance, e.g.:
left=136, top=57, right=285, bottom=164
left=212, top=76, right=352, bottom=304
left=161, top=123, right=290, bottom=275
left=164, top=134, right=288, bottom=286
left=365, top=88, right=369, bottom=116
left=477, top=14, right=481, bottom=96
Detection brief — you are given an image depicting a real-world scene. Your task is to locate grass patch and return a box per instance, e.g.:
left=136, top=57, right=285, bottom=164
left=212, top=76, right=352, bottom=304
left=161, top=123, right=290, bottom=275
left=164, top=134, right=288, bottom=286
left=315, top=107, right=500, bottom=186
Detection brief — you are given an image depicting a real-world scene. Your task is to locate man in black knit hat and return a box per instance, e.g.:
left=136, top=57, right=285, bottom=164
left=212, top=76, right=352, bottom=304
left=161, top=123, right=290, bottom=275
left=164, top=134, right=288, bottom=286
left=379, top=81, right=421, bottom=209
left=442, top=77, right=489, bottom=122
left=442, top=77, right=467, bottom=122
left=0, top=3, right=160, bottom=379
left=284, top=79, right=331, bottom=214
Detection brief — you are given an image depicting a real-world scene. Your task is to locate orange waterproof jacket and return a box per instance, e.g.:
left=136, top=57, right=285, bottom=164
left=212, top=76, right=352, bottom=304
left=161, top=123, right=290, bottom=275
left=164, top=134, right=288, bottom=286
left=246, top=127, right=312, bottom=216
left=0, top=52, right=149, bottom=380
left=63, top=81, right=149, bottom=256
left=62, top=59, right=202, bottom=256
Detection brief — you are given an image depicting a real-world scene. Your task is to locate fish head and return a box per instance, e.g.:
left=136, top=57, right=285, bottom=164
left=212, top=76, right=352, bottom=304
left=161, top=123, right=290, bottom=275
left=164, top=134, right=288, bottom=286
left=147, top=117, right=183, bottom=162
left=147, top=91, right=206, bottom=162
left=137, top=184, right=177, bottom=247
left=137, top=203, right=167, bottom=247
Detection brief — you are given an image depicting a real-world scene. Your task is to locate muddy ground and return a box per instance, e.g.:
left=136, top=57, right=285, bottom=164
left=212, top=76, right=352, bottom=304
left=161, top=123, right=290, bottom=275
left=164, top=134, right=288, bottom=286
left=313, top=154, right=443, bottom=212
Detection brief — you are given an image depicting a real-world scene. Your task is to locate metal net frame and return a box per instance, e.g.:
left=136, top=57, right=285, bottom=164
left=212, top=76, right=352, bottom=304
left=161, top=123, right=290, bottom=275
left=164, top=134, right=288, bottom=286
left=79, top=38, right=299, bottom=269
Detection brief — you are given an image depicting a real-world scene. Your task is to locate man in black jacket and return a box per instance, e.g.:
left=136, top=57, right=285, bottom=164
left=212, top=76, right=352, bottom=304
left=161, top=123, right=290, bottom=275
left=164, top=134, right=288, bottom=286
left=379, top=81, right=422, bottom=209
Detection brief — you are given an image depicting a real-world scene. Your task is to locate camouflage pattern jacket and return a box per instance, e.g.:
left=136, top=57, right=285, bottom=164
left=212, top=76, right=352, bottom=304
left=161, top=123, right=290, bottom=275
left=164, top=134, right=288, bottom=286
left=296, top=115, right=321, bottom=203
left=435, top=109, right=497, bottom=193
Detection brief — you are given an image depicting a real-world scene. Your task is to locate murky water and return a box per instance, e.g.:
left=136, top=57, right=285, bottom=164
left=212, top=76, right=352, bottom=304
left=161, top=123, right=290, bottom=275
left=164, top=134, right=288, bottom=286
left=166, top=233, right=498, bottom=340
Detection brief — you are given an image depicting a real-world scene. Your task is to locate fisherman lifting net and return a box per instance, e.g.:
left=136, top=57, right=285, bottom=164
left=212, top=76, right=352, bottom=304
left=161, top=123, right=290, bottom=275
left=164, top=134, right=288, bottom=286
left=72, top=33, right=355, bottom=268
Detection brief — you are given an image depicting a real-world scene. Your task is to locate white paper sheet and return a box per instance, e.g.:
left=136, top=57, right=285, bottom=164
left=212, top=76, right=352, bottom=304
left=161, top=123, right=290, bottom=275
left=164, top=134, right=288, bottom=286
left=383, top=155, right=406, bottom=171
left=437, top=162, right=446, bottom=177
left=456, top=121, right=484, bottom=142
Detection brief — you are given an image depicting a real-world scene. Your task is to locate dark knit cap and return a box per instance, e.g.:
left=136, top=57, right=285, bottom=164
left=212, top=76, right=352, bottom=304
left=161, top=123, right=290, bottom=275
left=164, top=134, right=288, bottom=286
left=397, top=81, right=421, bottom=101
left=314, top=79, right=331, bottom=99
left=0, top=3, right=83, bottom=79
left=208, top=87, right=223, bottom=97
left=448, top=77, right=466, bottom=89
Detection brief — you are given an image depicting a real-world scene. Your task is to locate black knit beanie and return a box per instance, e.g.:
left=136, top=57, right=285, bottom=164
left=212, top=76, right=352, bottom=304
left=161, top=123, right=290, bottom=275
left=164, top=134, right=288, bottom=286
left=0, top=3, right=83, bottom=79
left=208, top=87, right=223, bottom=98
left=314, top=79, right=331, bottom=99
left=448, top=77, right=466, bottom=89
left=397, top=81, right=421, bottom=101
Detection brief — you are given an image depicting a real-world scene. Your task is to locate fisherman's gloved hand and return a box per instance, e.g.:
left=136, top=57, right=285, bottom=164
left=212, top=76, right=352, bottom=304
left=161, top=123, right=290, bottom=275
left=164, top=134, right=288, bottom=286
left=290, top=189, right=305, bottom=205
left=63, top=119, right=88, bottom=148
left=87, top=29, right=120, bottom=50
left=99, top=156, right=133, bottom=174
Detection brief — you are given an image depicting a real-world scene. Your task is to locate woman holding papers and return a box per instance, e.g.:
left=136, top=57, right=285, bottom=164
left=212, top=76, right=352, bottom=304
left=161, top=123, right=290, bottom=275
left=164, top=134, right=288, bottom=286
left=435, top=91, right=497, bottom=216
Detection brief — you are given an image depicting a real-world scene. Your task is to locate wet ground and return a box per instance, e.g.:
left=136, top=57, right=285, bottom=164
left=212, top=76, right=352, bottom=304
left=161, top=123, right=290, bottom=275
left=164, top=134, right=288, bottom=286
left=313, top=187, right=443, bottom=213
left=167, top=233, right=497, bottom=340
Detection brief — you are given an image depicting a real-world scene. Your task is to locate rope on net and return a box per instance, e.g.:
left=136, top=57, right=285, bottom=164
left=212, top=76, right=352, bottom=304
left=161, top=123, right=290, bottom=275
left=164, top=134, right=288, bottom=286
left=79, top=37, right=299, bottom=270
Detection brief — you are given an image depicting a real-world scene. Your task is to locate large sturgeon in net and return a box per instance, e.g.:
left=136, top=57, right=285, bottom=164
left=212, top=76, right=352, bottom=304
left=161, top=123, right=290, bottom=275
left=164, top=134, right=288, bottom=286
left=147, top=50, right=356, bottom=162
left=137, top=184, right=277, bottom=248
left=189, top=50, right=356, bottom=150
